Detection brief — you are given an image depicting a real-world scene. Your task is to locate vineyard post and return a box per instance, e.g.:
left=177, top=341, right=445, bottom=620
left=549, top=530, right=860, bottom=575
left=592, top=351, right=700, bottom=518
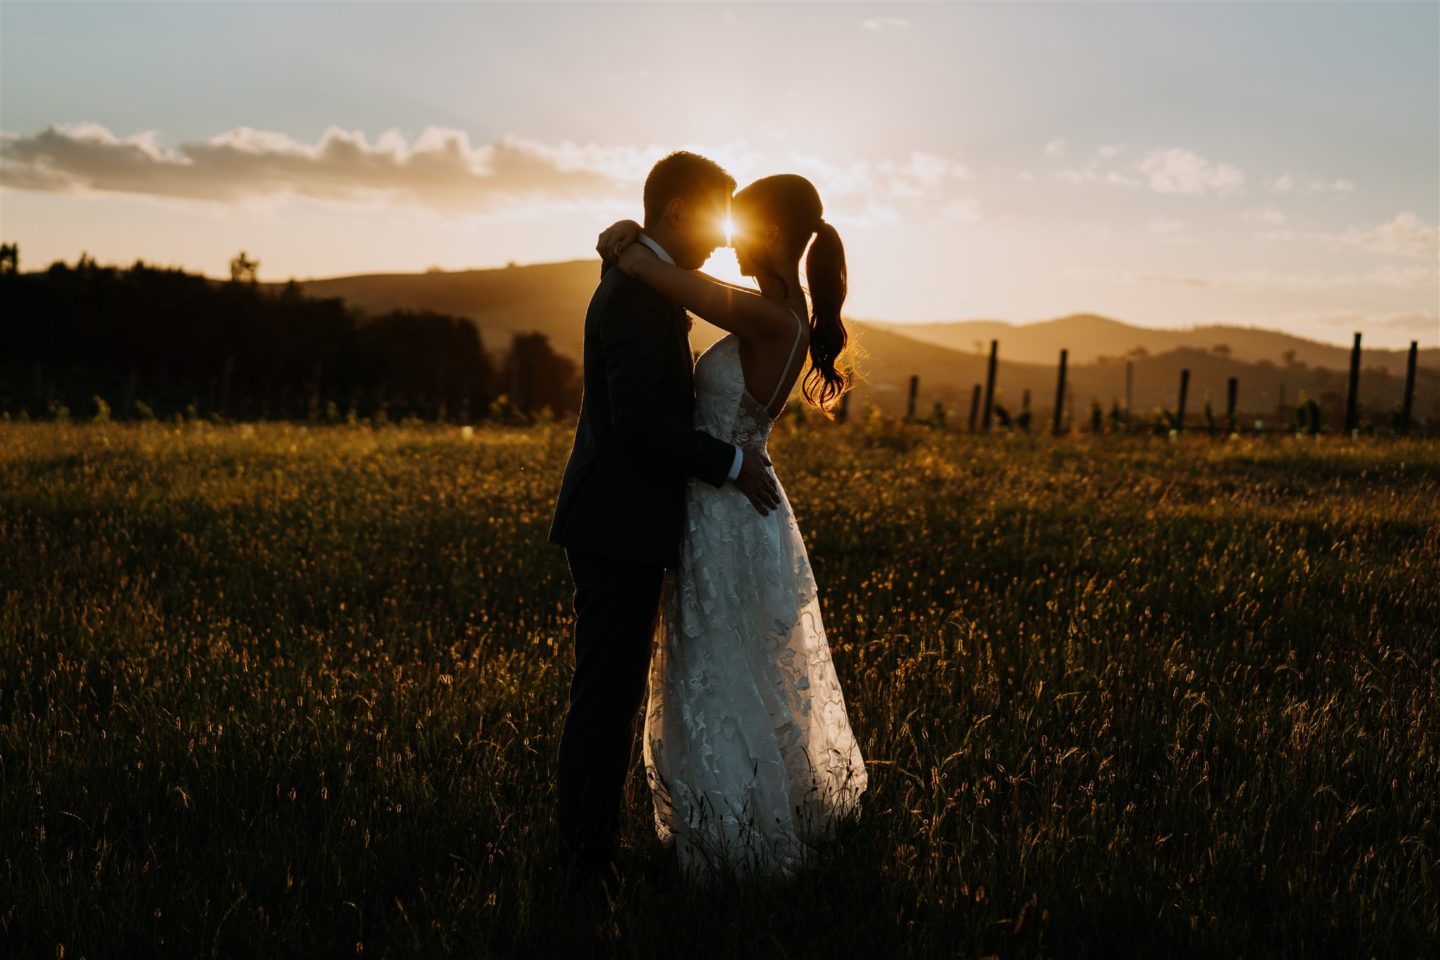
left=982, top=339, right=997, bottom=432
left=1400, top=340, right=1417, bottom=435
left=1053, top=348, right=1068, bottom=436
left=1226, top=376, right=1238, bottom=434
left=1177, top=368, right=1190, bottom=434
left=1344, top=331, right=1361, bottom=434
left=967, top=384, right=981, bottom=433
left=907, top=375, right=919, bottom=421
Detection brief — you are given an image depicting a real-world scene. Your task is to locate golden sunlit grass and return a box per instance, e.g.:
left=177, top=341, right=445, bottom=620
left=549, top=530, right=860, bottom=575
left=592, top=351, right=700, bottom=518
left=1, top=419, right=1437, bottom=957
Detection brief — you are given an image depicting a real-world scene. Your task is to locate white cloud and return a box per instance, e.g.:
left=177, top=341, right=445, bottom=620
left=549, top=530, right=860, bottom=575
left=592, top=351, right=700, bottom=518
left=786, top=149, right=971, bottom=214
left=0, top=122, right=633, bottom=213
left=1, top=123, right=979, bottom=228
left=1337, top=211, right=1438, bottom=259
left=862, top=17, right=910, bottom=31
left=1256, top=211, right=1438, bottom=260
left=1136, top=147, right=1244, bottom=196
left=1267, top=173, right=1356, bottom=194
left=1044, top=138, right=1067, bottom=160
left=1051, top=143, right=1239, bottom=196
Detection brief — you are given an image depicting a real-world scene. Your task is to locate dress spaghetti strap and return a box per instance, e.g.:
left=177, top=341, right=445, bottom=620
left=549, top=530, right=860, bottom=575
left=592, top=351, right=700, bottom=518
left=764, top=307, right=807, bottom=412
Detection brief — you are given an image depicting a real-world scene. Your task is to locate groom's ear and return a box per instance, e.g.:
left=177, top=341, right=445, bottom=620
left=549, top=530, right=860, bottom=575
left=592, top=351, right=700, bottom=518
left=662, top=196, right=685, bottom=227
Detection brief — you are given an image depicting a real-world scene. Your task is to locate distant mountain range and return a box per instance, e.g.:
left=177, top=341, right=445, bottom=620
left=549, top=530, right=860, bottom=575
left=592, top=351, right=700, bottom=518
left=867, top=314, right=1435, bottom=377
left=276, top=259, right=1439, bottom=424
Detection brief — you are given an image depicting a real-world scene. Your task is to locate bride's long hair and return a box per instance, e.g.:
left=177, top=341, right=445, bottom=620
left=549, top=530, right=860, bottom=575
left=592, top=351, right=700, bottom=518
left=732, top=175, right=850, bottom=417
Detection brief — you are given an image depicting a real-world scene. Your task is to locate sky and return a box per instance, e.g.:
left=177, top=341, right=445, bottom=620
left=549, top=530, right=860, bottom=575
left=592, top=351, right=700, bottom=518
left=1, top=0, right=1437, bottom=349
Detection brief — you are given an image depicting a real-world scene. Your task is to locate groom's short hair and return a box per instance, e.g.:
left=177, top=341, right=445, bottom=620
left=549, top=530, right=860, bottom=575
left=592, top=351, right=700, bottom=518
left=643, top=151, right=736, bottom=229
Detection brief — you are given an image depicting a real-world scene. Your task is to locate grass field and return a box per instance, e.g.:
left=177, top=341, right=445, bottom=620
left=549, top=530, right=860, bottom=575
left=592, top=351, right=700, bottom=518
left=1, top=419, right=1437, bottom=958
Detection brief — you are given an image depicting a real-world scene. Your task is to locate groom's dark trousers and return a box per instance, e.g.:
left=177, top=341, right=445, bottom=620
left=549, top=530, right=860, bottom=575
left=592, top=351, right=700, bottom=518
left=548, top=263, right=733, bottom=872
left=554, top=547, right=663, bottom=870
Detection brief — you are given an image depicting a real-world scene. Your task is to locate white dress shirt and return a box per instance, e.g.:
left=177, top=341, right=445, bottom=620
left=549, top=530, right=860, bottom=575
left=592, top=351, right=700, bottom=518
left=636, top=232, right=745, bottom=484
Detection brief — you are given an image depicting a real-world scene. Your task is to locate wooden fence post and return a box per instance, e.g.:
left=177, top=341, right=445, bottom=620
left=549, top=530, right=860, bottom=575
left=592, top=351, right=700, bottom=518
left=906, top=375, right=919, bottom=421
left=967, top=384, right=981, bottom=433
left=1400, top=340, right=1418, bottom=434
left=1344, top=331, right=1361, bottom=434
left=1052, top=348, right=1068, bottom=436
left=1226, top=376, right=1238, bottom=434
left=1176, top=368, right=1190, bottom=434
left=982, top=339, right=998, bottom=432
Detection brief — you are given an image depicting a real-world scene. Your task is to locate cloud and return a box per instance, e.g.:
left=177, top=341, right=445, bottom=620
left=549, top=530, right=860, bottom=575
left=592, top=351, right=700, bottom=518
left=1051, top=143, right=1261, bottom=197
left=1043, top=138, right=1066, bottom=160
left=862, top=17, right=910, bottom=30
left=1267, top=173, right=1355, bottom=194
left=786, top=149, right=974, bottom=224
left=1136, top=147, right=1244, bottom=196
left=1336, top=211, right=1438, bottom=259
left=0, top=122, right=640, bottom=214
left=1053, top=143, right=1217, bottom=193
left=0, top=123, right=978, bottom=229
left=1257, top=211, right=1439, bottom=260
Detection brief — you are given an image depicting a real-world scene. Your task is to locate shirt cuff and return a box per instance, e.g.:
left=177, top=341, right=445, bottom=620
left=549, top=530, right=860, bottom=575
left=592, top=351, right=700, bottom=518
left=726, top=446, right=744, bottom=481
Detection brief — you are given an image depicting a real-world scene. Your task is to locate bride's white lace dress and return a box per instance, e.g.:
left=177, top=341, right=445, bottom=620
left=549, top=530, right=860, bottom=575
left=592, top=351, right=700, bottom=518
left=641, top=313, right=868, bottom=882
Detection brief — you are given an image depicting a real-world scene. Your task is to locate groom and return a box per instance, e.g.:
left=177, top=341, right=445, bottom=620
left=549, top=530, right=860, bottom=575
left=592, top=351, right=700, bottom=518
left=548, top=151, right=781, bottom=886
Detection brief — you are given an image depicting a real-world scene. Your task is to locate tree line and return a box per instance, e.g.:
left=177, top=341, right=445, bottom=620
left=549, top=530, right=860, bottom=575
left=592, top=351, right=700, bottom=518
left=0, top=247, right=579, bottom=423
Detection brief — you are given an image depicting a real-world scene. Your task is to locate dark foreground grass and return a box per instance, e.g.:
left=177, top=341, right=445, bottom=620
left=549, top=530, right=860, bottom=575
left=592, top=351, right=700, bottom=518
left=1, top=419, right=1436, bottom=958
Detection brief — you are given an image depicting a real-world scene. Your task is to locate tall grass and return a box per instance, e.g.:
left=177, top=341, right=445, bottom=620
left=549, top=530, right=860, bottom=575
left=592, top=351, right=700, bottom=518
left=1, top=420, right=1436, bottom=958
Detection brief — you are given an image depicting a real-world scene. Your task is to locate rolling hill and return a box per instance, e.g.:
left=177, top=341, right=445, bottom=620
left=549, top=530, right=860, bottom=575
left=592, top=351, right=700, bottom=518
left=273, top=260, right=1439, bottom=424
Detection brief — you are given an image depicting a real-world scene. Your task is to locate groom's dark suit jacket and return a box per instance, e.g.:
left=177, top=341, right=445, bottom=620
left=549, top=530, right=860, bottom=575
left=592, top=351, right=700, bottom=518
left=548, top=263, right=735, bottom=568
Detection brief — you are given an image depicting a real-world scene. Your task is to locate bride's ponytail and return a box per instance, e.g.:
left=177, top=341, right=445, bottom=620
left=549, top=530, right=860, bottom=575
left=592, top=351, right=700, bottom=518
left=803, top=219, right=849, bottom=416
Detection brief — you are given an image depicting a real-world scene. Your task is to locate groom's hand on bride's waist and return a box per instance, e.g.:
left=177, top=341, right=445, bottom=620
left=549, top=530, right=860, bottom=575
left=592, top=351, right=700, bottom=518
left=731, top=448, right=780, bottom=516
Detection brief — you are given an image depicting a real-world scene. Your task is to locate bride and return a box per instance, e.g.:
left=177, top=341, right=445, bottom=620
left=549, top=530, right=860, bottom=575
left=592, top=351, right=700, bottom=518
left=595, top=173, right=868, bottom=882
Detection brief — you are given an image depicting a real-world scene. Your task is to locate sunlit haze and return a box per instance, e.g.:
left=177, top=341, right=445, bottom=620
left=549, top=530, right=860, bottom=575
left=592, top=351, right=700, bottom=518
left=1, top=1, right=1436, bottom=348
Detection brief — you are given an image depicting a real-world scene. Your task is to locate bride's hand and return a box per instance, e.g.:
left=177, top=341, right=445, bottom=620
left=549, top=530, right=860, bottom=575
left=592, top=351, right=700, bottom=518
left=615, top=238, right=657, bottom=278
left=596, top=219, right=642, bottom=264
